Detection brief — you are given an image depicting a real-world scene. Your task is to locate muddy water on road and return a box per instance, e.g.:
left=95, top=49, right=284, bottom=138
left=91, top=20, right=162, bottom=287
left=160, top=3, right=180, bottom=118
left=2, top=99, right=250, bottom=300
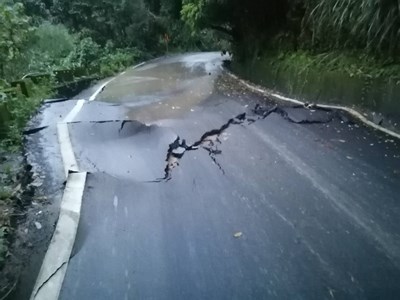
left=97, top=53, right=228, bottom=123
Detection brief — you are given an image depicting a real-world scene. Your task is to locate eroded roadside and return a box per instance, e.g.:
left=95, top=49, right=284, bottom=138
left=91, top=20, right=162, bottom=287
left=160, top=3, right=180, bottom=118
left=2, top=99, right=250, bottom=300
left=0, top=149, right=56, bottom=300
left=0, top=152, right=31, bottom=299
left=0, top=98, right=76, bottom=300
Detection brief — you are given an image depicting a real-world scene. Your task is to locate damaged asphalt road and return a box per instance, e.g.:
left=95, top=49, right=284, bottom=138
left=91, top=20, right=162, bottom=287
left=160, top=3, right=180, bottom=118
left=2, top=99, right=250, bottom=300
left=26, top=53, right=400, bottom=300
left=154, top=103, right=354, bottom=183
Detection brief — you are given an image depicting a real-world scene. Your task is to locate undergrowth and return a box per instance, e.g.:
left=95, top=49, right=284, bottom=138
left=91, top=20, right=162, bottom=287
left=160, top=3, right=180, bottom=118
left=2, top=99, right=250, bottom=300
left=264, top=50, right=400, bottom=81
left=0, top=81, right=52, bottom=152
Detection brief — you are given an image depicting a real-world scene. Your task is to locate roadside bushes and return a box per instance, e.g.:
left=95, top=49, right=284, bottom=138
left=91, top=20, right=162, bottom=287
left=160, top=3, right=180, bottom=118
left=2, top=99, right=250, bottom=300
left=1, top=3, right=145, bottom=80
left=27, top=22, right=75, bottom=72
left=0, top=80, right=52, bottom=150
left=0, top=2, right=31, bottom=80
left=63, top=37, right=102, bottom=70
left=180, top=0, right=400, bottom=61
left=0, top=4, right=78, bottom=80
left=99, top=46, right=144, bottom=77
left=10, top=22, right=77, bottom=77
left=304, top=0, right=400, bottom=56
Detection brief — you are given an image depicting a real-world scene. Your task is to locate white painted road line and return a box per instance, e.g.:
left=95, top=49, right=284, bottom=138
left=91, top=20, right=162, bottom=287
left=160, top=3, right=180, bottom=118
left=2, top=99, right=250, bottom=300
left=89, top=78, right=116, bottom=101
left=63, top=99, right=86, bottom=123
left=132, top=62, right=145, bottom=69
left=227, top=72, right=400, bottom=140
left=30, top=172, right=87, bottom=300
left=57, top=123, right=79, bottom=177
left=90, top=61, right=145, bottom=101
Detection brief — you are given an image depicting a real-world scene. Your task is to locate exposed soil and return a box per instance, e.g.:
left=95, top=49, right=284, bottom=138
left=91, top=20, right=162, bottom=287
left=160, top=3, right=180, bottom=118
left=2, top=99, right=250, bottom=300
left=0, top=149, right=49, bottom=299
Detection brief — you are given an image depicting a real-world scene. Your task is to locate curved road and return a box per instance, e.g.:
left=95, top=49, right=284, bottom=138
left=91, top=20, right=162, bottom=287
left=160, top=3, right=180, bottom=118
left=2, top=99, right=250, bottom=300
left=32, top=53, right=400, bottom=299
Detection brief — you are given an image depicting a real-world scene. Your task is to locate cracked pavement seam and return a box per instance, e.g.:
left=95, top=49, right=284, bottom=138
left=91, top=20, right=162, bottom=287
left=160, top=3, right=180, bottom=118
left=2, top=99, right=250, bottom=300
left=153, top=103, right=343, bottom=182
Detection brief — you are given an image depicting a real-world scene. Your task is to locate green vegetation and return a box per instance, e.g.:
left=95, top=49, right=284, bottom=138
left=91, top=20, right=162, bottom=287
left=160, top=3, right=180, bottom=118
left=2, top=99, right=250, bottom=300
left=0, top=2, right=32, bottom=80
left=0, top=159, right=24, bottom=273
left=264, top=50, right=400, bottom=81
left=0, top=0, right=220, bottom=150
left=181, top=0, right=400, bottom=65
left=0, top=226, right=7, bottom=266
left=1, top=80, right=52, bottom=151
left=233, top=50, right=400, bottom=115
left=304, top=0, right=400, bottom=56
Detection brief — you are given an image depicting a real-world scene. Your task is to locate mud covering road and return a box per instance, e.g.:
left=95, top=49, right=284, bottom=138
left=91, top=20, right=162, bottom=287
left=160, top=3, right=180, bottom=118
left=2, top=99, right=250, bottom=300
left=27, top=53, right=400, bottom=299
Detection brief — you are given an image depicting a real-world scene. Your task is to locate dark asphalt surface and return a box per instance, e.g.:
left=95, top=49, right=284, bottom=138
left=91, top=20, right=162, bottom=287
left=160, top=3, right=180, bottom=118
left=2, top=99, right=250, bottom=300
left=39, top=53, right=400, bottom=299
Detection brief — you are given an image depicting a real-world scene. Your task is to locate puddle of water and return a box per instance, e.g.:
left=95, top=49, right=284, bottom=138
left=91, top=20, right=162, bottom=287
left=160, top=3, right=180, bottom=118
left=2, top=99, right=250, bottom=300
left=97, top=52, right=228, bottom=123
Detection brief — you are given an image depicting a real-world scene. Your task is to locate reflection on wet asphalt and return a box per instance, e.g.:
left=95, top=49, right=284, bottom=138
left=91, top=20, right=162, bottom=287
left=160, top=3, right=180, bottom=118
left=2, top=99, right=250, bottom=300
left=55, top=52, right=400, bottom=300
left=97, top=53, right=223, bottom=123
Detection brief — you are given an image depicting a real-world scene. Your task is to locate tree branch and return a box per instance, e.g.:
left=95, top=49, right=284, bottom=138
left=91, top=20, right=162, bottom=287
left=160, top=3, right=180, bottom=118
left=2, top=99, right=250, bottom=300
left=209, top=25, right=233, bottom=36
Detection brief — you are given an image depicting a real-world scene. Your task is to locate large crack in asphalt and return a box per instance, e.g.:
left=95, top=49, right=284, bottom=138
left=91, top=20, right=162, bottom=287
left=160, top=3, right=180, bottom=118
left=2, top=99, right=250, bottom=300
left=24, top=101, right=349, bottom=182
left=153, top=103, right=350, bottom=182
left=152, top=113, right=247, bottom=182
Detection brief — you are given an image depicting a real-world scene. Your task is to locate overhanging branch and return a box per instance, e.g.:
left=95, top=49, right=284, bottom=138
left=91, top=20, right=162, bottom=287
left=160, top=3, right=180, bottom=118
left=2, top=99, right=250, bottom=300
left=209, top=25, right=233, bottom=37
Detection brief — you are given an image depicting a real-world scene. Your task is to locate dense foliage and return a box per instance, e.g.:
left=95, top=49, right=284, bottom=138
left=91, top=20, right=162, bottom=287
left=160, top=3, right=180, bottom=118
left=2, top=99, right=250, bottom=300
left=0, top=0, right=219, bottom=81
left=181, top=0, right=400, bottom=60
left=2, top=0, right=397, bottom=79
left=0, top=2, right=32, bottom=79
left=305, top=0, right=400, bottom=56
left=0, top=0, right=221, bottom=150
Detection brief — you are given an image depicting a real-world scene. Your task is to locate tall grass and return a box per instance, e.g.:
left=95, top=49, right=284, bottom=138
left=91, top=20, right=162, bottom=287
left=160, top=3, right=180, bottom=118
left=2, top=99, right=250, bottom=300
left=305, top=0, right=400, bottom=56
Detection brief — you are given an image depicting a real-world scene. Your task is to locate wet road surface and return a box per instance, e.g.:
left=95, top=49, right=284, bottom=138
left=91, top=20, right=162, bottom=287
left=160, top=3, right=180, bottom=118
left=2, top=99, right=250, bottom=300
left=33, top=53, right=400, bottom=299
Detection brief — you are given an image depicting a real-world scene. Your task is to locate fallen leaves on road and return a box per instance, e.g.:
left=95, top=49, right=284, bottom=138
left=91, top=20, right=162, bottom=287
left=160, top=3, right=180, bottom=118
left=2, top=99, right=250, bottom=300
left=330, top=139, right=346, bottom=143
left=234, top=232, right=243, bottom=238
left=34, top=222, right=42, bottom=230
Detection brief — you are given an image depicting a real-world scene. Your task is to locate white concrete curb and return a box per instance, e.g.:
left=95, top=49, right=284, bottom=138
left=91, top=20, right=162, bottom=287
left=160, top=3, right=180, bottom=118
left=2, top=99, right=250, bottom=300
left=227, top=72, right=400, bottom=140
left=30, top=66, right=121, bottom=299
left=30, top=172, right=87, bottom=300
left=57, top=123, right=79, bottom=178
